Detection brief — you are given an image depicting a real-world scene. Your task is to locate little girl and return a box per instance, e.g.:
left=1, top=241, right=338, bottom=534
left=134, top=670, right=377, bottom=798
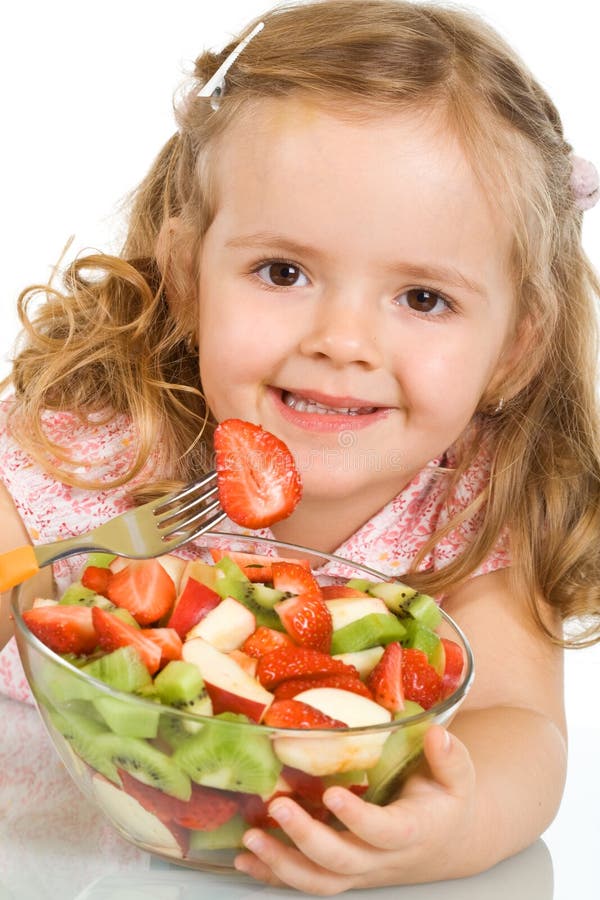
left=1, top=0, right=599, bottom=893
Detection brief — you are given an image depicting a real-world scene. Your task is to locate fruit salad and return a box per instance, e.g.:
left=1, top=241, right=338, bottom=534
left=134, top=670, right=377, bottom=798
left=20, top=546, right=468, bottom=862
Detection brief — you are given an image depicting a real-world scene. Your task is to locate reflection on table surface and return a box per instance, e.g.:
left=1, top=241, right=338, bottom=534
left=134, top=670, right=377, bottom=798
left=69, top=839, right=554, bottom=900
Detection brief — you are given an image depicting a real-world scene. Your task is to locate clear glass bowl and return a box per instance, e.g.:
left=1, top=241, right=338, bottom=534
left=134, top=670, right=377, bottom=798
left=12, top=533, right=473, bottom=872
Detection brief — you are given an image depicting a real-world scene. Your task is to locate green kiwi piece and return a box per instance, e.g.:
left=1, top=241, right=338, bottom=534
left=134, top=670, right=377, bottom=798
left=250, top=583, right=286, bottom=609
left=401, top=619, right=443, bottom=666
left=48, top=708, right=122, bottom=785
left=188, top=813, right=248, bottom=851
left=229, top=584, right=286, bottom=631
left=173, top=714, right=282, bottom=795
left=154, top=661, right=204, bottom=705
left=58, top=583, right=113, bottom=608
left=43, top=663, right=99, bottom=705
left=102, top=734, right=192, bottom=800
left=93, top=696, right=160, bottom=739
left=85, top=552, right=117, bottom=568
left=366, top=580, right=419, bottom=613
left=214, top=556, right=250, bottom=581
left=402, top=593, right=442, bottom=631
left=330, top=612, right=406, bottom=654
left=82, top=646, right=152, bottom=693
left=345, top=578, right=375, bottom=592
left=364, top=704, right=427, bottom=805
left=110, top=608, right=141, bottom=628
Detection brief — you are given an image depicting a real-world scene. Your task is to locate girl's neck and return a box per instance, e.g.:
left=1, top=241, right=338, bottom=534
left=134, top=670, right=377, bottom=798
left=269, top=481, right=403, bottom=555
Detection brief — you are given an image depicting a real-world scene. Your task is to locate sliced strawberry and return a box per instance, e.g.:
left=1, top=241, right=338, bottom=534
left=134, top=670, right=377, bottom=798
left=263, top=699, right=347, bottom=729
left=209, top=549, right=311, bottom=583
left=320, top=585, right=370, bottom=600
left=256, top=646, right=359, bottom=689
left=366, top=641, right=405, bottom=713
left=275, top=592, right=332, bottom=653
left=242, top=625, right=296, bottom=658
left=140, top=627, right=182, bottom=666
left=167, top=578, right=221, bottom=638
left=274, top=673, right=373, bottom=701
left=81, top=565, right=112, bottom=597
left=119, top=770, right=238, bottom=831
left=22, top=606, right=98, bottom=655
left=440, top=637, right=465, bottom=698
left=92, top=607, right=161, bottom=674
left=106, top=559, right=176, bottom=626
left=281, top=766, right=325, bottom=804
left=402, top=647, right=443, bottom=709
left=214, top=419, right=302, bottom=529
left=271, top=561, right=321, bottom=597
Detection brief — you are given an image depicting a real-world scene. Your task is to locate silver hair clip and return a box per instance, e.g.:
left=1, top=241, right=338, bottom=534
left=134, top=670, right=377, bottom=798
left=198, top=21, right=264, bottom=110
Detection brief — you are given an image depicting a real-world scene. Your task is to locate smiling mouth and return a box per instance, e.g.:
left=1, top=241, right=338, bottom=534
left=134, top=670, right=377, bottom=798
left=280, top=390, right=379, bottom=416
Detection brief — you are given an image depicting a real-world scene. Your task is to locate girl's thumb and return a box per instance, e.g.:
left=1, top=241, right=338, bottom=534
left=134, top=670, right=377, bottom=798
left=423, top=724, right=475, bottom=795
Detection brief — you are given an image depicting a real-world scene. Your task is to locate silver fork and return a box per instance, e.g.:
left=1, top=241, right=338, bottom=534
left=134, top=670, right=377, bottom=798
left=0, top=471, right=227, bottom=591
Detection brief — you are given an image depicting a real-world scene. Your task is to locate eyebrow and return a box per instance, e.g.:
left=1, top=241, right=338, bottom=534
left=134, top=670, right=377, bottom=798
left=226, top=232, right=489, bottom=298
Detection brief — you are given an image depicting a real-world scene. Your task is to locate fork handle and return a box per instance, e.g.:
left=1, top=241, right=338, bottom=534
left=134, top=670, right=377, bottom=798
left=0, top=545, right=40, bottom=592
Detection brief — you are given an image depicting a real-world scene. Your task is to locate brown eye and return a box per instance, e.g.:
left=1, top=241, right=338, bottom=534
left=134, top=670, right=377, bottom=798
left=256, top=261, right=308, bottom=288
left=401, top=289, right=449, bottom=315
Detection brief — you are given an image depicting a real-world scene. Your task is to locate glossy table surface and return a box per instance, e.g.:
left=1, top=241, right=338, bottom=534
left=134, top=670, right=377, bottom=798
left=1, top=646, right=598, bottom=900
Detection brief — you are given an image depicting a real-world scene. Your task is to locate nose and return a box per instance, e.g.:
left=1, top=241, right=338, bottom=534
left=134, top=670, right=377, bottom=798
left=299, top=290, right=383, bottom=369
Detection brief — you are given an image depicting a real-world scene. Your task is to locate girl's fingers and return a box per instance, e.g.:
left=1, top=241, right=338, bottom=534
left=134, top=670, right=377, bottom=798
left=235, top=826, right=353, bottom=894
left=321, top=786, right=421, bottom=850
left=422, top=725, right=475, bottom=796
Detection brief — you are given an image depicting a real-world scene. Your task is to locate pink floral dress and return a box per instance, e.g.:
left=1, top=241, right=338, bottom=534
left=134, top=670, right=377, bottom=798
left=0, top=403, right=509, bottom=702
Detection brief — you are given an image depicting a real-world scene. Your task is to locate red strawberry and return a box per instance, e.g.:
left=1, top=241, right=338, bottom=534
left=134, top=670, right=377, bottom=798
left=263, top=699, right=347, bottom=729
left=214, top=419, right=302, bottom=529
left=366, top=641, right=405, bottom=713
left=281, top=766, right=325, bottom=804
left=209, top=549, right=311, bottom=583
left=140, top=627, right=183, bottom=666
left=242, top=625, right=295, bottom=658
left=402, top=648, right=443, bottom=709
left=256, top=646, right=359, bottom=689
left=119, top=770, right=238, bottom=831
left=22, top=606, right=98, bottom=655
left=81, top=565, right=112, bottom=597
left=275, top=592, right=332, bottom=653
left=167, top=578, right=221, bottom=638
left=440, top=637, right=465, bottom=698
left=271, top=561, right=321, bottom=597
left=106, top=559, right=176, bottom=626
left=274, top=673, right=373, bottom=701
left=92, top=607, right=161, bottom=674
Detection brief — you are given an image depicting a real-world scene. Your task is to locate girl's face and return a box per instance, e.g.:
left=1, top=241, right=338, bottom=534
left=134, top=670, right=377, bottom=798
left=196, top=98, right=517, bottom=508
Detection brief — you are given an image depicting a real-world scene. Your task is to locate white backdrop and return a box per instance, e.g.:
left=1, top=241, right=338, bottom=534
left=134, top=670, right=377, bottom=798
left=2, top=2, right=599, bottom=896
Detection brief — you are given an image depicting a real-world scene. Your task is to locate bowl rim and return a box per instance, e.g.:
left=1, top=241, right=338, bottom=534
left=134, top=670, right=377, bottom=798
left=11, top=531, right=475, bottom=736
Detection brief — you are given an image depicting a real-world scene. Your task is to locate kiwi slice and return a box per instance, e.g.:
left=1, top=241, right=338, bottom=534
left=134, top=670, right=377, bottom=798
left=226, top=583, right=286, bottom=631
left=366, top=580, right=418, bottom=613
left=214, top=556, right=250, bottom=582
left=48, top=708, right=122, bottom=784
left=85, top=552, right=117, bottom=568
left=173, top=714, right=282, bottom=795
left=93, top=696, right=160, bottom=739
left=188, top=813, right=248, bottom=851
left=330, top=612, right=406, bottom=654
left=154, top=661, right=213, bottom=726
left=345, top=578, right=375, bottom=592
left=401, top=620, right=444, bottom=671
left=102, top=734, right=192, bottom=800
left=58, top=583, right=113, bottom=609
left=82, top=646, right=151, bottom=693
left=401, top=593, right=442, bottom=631
left=364, top=702, right=427, bottom=804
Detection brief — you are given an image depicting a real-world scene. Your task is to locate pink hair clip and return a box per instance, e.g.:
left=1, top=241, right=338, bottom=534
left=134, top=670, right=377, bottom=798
left=570, top=154, right=599, bottom=211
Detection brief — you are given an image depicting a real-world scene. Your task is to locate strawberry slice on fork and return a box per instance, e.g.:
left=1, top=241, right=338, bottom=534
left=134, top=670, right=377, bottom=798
left=214, top=419, right=302, bottom=529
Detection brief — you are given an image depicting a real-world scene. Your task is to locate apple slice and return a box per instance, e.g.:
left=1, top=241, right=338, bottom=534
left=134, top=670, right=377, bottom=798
left=273, top=687, right=391, bottom=776
left=167, top=577, right=221, bottom=639
left=179, top=559, right=219, bottom=593
left=186, top=596, right=256, bottom=651
left=182, top=637, right=273, bottom=723
left=332, top=645, right=385, bottom=679
left=91, top=774, right=186, bottom=858
left=325, top=597, right=390, bottom=631
left=156, top=554, right=187, bottom=592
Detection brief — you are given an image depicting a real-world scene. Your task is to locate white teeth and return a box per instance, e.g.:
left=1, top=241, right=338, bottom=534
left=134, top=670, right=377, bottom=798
left=282, top=392, right=376, bottom=415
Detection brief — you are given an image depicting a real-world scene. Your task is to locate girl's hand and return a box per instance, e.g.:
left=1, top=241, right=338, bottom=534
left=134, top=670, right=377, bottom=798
left=234, top=724, right=476, bottom=895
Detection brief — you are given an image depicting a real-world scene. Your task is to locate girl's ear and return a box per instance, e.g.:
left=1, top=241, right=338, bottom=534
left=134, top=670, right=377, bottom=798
left=155, top=217, right=198, bottom=337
